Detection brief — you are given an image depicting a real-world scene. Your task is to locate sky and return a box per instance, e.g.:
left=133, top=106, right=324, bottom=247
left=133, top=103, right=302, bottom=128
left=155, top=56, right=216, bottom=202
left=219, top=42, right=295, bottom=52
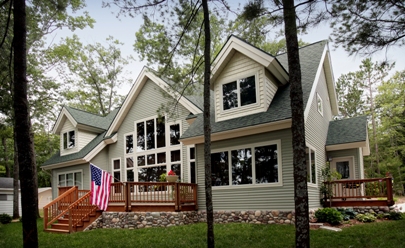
left=50, top=1, right=405, bottom=94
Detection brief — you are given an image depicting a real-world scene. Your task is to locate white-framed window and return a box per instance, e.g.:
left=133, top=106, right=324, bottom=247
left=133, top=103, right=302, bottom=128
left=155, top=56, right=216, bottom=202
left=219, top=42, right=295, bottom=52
left=188, top=146, right=196, bottom=184
left=125, top=157, right=135, bottom=182
left=316, top=93, right=323, bottom=116
left=306, top=146, right=317, bottom=185
left=63, top=130, right=75, bottom=149
left=130, top=116, right=182, bottom=182
left=211, top=140, right=282, bottom=187
left=112, top=158, right=121, bottom=183
left=125, top=133, right=133, bottom=154
left=222, top=74, right=257, bottom=111
left=57, top=170, right=82, bottom=189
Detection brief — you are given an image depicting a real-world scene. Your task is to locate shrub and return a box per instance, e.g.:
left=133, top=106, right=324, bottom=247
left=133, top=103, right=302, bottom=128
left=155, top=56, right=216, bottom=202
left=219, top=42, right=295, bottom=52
left=387, top=212, right=403, bottom=220
left=356, top=213, right=376, bottom=223
left=315, top=208, right=343, bottom=225
left=0, top=213, right=12, bottom=224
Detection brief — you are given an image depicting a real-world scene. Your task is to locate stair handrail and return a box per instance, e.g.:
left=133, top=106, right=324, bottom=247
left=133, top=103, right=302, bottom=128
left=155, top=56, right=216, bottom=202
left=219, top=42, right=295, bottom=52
left=43, top=186, right=79, bottom=230
left=67, top=191, right=99, bottom=231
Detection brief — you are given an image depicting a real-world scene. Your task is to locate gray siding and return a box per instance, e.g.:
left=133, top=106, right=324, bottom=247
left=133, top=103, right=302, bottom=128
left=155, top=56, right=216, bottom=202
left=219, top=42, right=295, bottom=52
left=0, top=191, right=21, bottom=216
left=107, top=79, right=192, bottom=182
left=196, top=129, right=294, bottom=211
left=305, top=67, right=333, bottom=209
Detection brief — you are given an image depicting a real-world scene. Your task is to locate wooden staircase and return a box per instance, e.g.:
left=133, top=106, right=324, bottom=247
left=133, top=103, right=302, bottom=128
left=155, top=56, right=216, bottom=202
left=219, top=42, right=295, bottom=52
left=43, top=186, right=101, bottom=234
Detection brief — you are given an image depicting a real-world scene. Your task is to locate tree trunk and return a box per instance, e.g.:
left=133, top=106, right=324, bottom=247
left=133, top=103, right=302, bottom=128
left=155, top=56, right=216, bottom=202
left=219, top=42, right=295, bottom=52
left=2, top=136, right=10, bottom=177
left=13, top=136, right=19, bottom=219
left=282, top=0, right=310, bottom=247
left=13, top=0, right=39, bottom=246
left=202, top=0, right=214, bottom=247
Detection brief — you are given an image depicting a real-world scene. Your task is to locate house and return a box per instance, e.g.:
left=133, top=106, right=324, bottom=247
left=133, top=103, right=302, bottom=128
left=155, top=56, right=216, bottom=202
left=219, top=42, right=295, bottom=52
left=0, top=177, right=21, bottom=216
left=42, top=36, right=372, bottom=216
left=38, top=187, right=52, bottom=209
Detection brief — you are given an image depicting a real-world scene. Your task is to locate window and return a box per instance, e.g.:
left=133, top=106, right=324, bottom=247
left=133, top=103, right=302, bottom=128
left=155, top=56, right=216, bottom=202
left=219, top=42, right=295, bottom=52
left=58, top=171, right=82, bottom=188
left=63, top=130, right=75, bottom=149
left=317, top=93, right=323, bottom=115
left=211, top=141, right=281, bottom=187
left=189, top=147, right=196, bottom=184
left=306, top=147, right=316, bottom=184
left=132, top=116, right=182, bottom=182
left=222, top=75, right=256, bottom=110
left=126, top=157, right=134, bottom=181
left=126, top=134, right=133, bottom=154
left=336, top=161, right=350, bottom=179
left=112, top=159, right=121, bottom=183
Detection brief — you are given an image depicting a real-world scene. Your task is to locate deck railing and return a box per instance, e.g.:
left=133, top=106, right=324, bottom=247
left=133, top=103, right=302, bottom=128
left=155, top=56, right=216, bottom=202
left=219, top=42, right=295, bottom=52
left=323, top=177, right=394, bottom=207
left=67, top=191, right=98, bottom=232
left=109, top=182, right=198, bottom=211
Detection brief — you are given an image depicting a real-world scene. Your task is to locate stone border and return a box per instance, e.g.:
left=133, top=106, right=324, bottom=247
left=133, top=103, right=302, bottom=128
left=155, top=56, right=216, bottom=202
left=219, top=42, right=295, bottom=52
left=85, top=210, right=296, bottom=231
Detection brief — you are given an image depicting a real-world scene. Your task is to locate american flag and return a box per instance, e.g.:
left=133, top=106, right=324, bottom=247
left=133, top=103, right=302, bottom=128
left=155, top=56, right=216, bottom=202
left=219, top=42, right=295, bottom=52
left=90, top=163, right=112, bottom=211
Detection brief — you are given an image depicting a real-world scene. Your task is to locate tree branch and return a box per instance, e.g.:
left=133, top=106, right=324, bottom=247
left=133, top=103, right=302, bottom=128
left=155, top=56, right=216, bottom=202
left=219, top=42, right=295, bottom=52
left=0, top=0, right=12, bottom=50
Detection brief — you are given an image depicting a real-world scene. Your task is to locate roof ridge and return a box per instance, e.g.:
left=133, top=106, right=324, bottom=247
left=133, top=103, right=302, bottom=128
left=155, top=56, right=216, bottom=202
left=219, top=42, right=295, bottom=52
left=65, top=105, right=106, bottom=118
left=276, top=39, right=328, bottom=58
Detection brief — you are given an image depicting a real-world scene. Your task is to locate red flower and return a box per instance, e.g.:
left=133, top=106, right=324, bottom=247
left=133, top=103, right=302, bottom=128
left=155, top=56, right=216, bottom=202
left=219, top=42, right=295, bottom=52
left=168, top=170, right=176, bottom=176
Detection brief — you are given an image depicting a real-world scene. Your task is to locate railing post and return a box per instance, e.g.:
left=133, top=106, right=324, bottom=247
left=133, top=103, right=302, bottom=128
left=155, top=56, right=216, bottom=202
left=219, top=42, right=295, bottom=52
left=386, top=177, right=394, bottom=205
left=68, top=208, right=73, bottom=233
left=44, top=207, right=48, bottom=230
left=124, top=183, right=129, bottom=212
left=175, top=183, right=180, bottom=211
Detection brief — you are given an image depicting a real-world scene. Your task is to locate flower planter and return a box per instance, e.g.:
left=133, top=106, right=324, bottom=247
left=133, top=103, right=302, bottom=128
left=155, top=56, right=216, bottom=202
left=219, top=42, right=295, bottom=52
left=166, top=175, right=178, bottom=182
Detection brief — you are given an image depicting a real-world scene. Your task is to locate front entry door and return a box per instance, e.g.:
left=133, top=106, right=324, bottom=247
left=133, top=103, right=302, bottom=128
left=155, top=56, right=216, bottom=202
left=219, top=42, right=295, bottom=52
left=332, top=157, right=354, bottom=179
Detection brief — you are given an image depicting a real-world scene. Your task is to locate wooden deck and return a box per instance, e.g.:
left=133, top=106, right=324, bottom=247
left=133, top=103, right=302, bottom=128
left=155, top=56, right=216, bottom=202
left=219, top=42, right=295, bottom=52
left=322, top=177, right=394, bottom=207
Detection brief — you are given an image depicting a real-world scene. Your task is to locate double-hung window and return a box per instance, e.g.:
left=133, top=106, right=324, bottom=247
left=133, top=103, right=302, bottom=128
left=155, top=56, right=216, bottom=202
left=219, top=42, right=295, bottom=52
left=306, top=146, right=316, bottom=185
left=63, top=130, right=75, bottom=149
left=222, top=75, right=257, bottom=111
left=211, top=141, right=281, bottom=187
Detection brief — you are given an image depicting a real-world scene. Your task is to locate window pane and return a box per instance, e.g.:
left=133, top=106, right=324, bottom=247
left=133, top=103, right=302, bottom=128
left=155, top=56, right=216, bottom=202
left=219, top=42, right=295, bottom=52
left=157, top=152, right=166, bottom=164
left=156, top=117, right=166, bottom=148
left=74, top=172, right=82, bottom=188
left=171, top=150, right=181, bottom=162
left=171, top=164, right=181, bottom=180
left=231, top=149, right=252, bottom=185
left=138, top=166, right=166, bottom=182
left=137, top=156, right=145, bottom=166
left=137, top=122, right=145, bottom=151
left=67, top=173, right=74, bottom=186
left=63, top=133, right=68, bottom=149
left=211, top=152, right=229, bottom=186
left=170, top=124, right=180, bottom=145
left=190, top=161, right=196, bottom=184
left=146, top=119, right=155, bottom=150
left=127, top=169, right=134, bottom=182
left=113, top=159, right=120, bottom=170
left=240, top=76, right=256, bottom=106
left=306, top=148, right=316, bottom=183
left=126, top=134, right=133, bottom=153
left=113, top=171, right=120, bottom=182
left=126, top=157, right=134, bottom=168
left=147, top=154, right=155, bottom=165
left=255, top=144, right=278, bottom=183
left=222, top=81, right=238, bottom=110
left=58, top=174, right=66, bottom=186
left=68, top=130, right=75, bottom=148
left=337, top=161, right=350, bottom=179
left=190, top=147, right=195, bottom=160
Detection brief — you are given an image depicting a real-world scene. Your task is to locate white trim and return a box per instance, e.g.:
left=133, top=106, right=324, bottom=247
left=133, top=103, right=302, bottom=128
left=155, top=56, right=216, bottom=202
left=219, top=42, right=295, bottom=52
left=358, top=148, right=365, bottom=179
left=331, top=156, right=355, bottom=179
left=52, top=107, right=78, bottom=134
left=211, top=139, right=282, bottom=187
left=123, top=132, right=134, bottom=154
left=326, top=141, right=368, bottom=152
left=306, top=144, right=317, bottom=188
left=181, top=119, right=291, bottom=145
left=187, top=145, right=196, bottom=184
left=106, top=68, right=202, bottom=137
left=111, top=157, right=121, bottom=182
left=316, top=93, right=324, bottom=116
left=56, top=169, right=83, bottom=189
left=83, top=133, right=118, bottom=161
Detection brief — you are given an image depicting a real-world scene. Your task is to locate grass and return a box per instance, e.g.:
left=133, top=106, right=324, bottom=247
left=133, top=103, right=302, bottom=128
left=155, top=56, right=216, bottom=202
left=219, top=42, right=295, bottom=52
left=1, top=218, right=405, bottom=248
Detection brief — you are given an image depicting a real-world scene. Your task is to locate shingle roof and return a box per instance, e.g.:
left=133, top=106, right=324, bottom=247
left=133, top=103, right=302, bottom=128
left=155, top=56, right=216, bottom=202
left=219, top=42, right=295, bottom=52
left=0, top=178, right=19, bottom=189
left=65, top=106, right=120, bottom=130
left=181, top=39, right=328, bottom=139
left=326, top=116, right=368, bottom=145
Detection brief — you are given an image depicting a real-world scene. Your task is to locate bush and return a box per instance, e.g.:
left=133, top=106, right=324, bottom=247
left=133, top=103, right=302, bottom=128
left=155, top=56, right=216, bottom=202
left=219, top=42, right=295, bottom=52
left=315, top=208, right=343, bottom=225
left=0, top=213, right=12, bottom=224
left=356, top=213, right=376, bottom=223
left=387, top=212, right=403, bottom=220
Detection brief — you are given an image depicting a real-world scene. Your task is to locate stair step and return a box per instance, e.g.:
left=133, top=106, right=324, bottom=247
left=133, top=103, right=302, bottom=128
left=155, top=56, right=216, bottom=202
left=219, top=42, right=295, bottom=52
left=44, top=228, right=70, bottom=234
left=51, top=223, right=69, bottom=230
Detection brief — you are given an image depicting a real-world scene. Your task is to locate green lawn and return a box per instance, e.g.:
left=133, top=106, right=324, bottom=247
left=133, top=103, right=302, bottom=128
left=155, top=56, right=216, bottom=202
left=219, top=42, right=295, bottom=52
left=1, top=218, right=404, bottom=248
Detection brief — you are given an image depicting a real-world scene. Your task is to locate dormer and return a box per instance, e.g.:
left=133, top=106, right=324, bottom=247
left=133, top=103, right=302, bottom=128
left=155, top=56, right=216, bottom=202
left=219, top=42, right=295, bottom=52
left=211, top=36, right=288, bottom=122
left=52, top=106, right=113, bottom=156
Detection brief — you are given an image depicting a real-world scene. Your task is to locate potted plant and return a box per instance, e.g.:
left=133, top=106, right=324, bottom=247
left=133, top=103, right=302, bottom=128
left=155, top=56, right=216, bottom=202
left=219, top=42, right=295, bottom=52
left=166, top=170, right=178, bottom=182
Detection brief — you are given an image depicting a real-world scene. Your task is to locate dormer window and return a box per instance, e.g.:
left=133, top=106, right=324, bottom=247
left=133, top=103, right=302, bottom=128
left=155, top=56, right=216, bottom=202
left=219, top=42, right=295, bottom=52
left=222, top=75, right=257, bottom=110
left=63, top=130, right=75, bottom=149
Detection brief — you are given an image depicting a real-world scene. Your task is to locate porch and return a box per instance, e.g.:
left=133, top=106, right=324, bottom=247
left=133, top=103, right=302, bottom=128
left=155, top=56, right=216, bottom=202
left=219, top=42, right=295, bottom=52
left=44, top=182, right=197, bottom=233
left=322, top=177, right=395, bottom=207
